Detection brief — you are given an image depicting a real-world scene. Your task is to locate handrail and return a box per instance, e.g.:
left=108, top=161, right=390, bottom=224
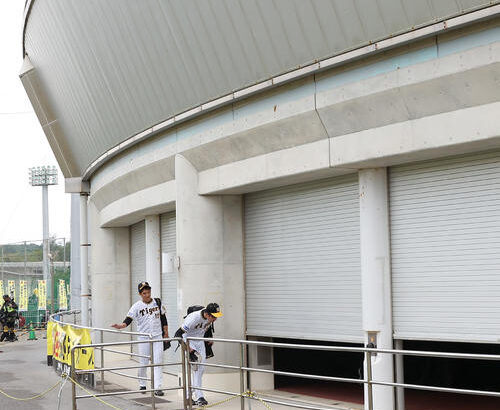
left=74, top=339, right=180, bottom=349
left=200, top=361, right=365, bottom=384
left=75, top=362, right=183, bottom=374
left=64, top=332, right=500, bottom=410
left=48, top=309, right=163, bottom=409
left=99, top=347, right=150, bottom=359
left=184, top=336, right=500, bottom=410
left=75, top=386, right=183, bottom=400
left=188, top=336, right=500, bottom=361
left=49, top=309, right=79, bottom=318
left=70, top=337, right=185, bottom=410
left=49, top=310, right=152, bottom=338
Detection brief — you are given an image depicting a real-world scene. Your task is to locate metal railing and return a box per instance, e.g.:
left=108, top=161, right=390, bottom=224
left=71, top=338, right=186, bottom=410
left=49, top=313, right=500, bottom=410
left=184, top=337, right=500, bottom=410
left=50, top=309, right=154, bottom=372
left=50, top=309, right=154, bottom=342
left=48, top=310, right=161, bottom=406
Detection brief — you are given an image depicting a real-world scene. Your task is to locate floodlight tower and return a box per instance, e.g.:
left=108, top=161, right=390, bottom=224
left=29, top=165, right=58, bottom=313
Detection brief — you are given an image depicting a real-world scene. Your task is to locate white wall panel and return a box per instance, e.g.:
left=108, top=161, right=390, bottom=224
left=390, top=151, right=500, bottom=343
left=245, top=175, right=362, bottom=343
left=130, top=220, right=145, bottom=340
left=160, top=212, right=178, bottom=371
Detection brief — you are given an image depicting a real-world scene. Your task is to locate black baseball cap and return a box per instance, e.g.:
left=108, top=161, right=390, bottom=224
left=206, top=302, right=223, bottom=318
left=138, top=281, right=151, bottom=293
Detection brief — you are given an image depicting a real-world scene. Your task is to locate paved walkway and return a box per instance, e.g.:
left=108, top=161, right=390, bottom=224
left=0, top=331, right=145, bottom=410
left=0, top=331, right=358, bottom=410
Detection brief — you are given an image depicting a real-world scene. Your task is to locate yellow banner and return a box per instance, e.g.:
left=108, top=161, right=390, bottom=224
left=49, top=322, right=94, bottom=370
left=0, top=280, right=3, bottom=296
left=58, top=280, right=68, bottom=310
left=38, top=280, right=47, bottom=310
left=47, top=321, right=54, bottom=357
left=19, top=280, right=28, bottom=311
left=8, top=280, right=15, bottom=301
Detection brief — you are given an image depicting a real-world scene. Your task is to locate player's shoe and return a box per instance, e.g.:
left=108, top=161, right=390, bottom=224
left=139, top=386, right=146, bottom=394
left=195, top=397, right=208, bottom=406
left=154, top=390, right=165, bottom=396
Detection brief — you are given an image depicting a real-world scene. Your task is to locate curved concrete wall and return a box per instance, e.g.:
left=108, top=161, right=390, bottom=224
left=23, top=0, right=497, bottom=176
left=88, top=21, right=500, bottom=228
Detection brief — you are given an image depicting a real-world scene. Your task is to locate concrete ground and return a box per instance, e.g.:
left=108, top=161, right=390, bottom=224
left=0, top=331, right=358, bottom=410
left=0, top=330, right=144, bottom=410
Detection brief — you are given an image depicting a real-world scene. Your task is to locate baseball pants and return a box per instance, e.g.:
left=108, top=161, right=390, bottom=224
left=189, top=340, right=206, bottom=400
left=138, top=335, right=163, bottom=390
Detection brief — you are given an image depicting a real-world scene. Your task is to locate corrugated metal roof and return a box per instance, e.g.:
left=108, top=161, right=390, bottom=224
left=23, top=0, right=498, bottom=176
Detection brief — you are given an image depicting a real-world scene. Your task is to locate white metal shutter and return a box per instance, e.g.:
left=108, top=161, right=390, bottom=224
left=390, top=151, right=500, bottom=343
left=130, top=221, right=145, bottom=338
left=245, top=174, right=362, bottom=343
left=160, top=212, right=178, bottom=371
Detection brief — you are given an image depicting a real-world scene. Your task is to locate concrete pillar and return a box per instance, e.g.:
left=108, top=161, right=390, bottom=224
left=80, top=194, right=89, bottom=326
left=145, top=215, right=161, bottom=298
left=175, top=154, right=245, bottom=368
left=88, top=199, right=130, bottom=336
left=70, top=193, right=81, bottom=311
left=359, top=168, right=395, bottom=410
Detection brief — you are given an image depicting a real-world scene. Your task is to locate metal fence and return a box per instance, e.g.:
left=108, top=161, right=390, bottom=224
left=185, top=338, right=500, bottom=410
left=50, top=312, right=500, bottom=410
left=1, top=238, right=70, bottom=327
left=49, top=311, right=166, bottom=408
left=72, top=338, right=187, bottom=410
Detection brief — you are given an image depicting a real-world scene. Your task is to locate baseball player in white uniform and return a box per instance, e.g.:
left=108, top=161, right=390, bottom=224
left=179, top=303, right=222, bottom=406
left=111, top=281, right=169, bottom=396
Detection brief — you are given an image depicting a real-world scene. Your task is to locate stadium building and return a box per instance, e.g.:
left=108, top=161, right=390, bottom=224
left=21, top=1, right=500, bottom=408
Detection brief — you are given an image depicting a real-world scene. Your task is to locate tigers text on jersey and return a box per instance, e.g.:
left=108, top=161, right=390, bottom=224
left=127, top=299, right=166, bottom=336
left=181, top=310, right=211, bottom=338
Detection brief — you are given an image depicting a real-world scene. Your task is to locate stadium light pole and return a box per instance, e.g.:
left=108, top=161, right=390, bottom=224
left=29, top=165, right=58, bottom=314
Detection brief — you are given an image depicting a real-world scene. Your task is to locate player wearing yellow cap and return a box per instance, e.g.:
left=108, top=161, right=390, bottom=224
left=179, top=303, right=222, bottom=406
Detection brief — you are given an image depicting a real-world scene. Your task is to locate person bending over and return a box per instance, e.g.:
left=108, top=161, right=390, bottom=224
left=178, top=303, right=222, bottom=406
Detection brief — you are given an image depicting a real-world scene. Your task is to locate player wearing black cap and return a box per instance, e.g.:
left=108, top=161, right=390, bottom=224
left=111, top=282, right=169, bottom=396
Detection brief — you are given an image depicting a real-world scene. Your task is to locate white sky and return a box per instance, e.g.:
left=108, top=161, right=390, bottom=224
left=0, top=2, right=70, bottom=244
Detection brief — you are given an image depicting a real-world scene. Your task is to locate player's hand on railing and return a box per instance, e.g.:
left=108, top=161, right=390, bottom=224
left=111, top=323, right=126, bottom=329
left=162, top=332, right=171, bottom=349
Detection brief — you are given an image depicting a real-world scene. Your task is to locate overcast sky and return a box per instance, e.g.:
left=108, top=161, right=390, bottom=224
left=0, top=2, right=70, bottom=245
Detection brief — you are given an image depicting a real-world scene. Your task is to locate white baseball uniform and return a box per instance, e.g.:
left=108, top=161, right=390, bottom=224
left=127, top=299, right=166, bottom=390
left=182, top=310, right=212, bottom=400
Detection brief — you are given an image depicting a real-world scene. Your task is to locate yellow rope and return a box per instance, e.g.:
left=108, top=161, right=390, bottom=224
left=66, top=375, right=124, bottom=410
left=244, top=391, right=273, bottom=410
left=0, top=380, right=61, bottom=401
left=0, top=367, right=273, bottom=409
